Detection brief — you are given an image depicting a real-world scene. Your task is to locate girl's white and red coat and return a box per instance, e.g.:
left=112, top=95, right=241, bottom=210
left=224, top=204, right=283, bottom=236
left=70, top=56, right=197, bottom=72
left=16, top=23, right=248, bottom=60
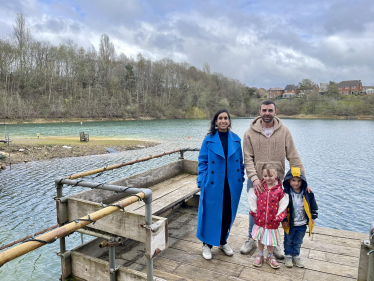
left=248, top=180, right=289, bottom=230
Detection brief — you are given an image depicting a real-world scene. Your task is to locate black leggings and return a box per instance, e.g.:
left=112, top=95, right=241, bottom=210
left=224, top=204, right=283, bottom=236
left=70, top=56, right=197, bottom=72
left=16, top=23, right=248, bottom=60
left=204, top=177, right=232, bottom=248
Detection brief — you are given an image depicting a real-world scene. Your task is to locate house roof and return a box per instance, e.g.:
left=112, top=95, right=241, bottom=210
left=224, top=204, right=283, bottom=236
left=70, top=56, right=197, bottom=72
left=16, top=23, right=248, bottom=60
left=319, top=83, right=329, bottom=91
left=269, top=87, right=284, bottom=91
left=284, top=84, right=297, bottom=91
left=338, top=80, right=361, bottom=88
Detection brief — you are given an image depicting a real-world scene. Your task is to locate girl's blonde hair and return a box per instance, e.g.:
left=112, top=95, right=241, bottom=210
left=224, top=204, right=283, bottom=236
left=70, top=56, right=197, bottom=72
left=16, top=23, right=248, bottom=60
left=261, top=163, right=278, bottom=178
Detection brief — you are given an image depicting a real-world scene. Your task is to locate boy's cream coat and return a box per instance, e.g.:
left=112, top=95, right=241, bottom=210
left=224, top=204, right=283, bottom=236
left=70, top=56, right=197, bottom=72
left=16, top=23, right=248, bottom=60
left=243, top=116, right=304, bottom=182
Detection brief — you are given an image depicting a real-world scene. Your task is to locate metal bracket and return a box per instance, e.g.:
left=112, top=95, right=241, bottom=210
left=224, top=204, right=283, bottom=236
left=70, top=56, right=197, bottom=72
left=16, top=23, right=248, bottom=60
left=368, top=250, right=374, bottom=256
left=140, top=222, right=160, bottom=233
left=109, top=266, right=120, bottom=274
left=364, top=240, right=371, bottom=247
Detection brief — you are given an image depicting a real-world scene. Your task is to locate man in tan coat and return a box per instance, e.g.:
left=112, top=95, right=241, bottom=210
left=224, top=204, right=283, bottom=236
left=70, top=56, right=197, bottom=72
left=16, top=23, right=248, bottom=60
left=240, top=100, right=306, bottom=259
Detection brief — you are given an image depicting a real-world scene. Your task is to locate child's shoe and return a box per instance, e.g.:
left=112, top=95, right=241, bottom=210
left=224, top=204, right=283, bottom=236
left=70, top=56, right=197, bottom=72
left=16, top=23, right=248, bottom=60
left=266, top=254, right=280, bottom=269
left=253, top=254, right=264, bottom=267
left=284, top=254, right=293, bottom=268
left=292, top=255, right=305, bottom=267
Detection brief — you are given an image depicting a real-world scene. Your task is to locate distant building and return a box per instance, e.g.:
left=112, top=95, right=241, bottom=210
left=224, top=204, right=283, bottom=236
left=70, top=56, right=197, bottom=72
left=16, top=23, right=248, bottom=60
left=283, top=85, right=298, bottom=98
left=268, top=87, right=284, bottom=98
left=337, top=80, right=363, bottom=95
left=319, top=83, right=329, bottom=95
left=365, top=88, right=374, bottom=95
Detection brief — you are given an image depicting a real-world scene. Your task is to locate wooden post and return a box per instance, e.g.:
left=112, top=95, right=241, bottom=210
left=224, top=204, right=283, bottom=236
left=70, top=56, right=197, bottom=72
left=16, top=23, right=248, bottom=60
left=368, top=223, right=374, bottom=281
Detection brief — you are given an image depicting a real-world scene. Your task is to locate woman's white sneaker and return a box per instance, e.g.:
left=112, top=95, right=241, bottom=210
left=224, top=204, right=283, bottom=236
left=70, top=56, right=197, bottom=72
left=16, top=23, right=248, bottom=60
left=202, top=245, right=212, bottom=260
left=219, top=244, right=234, bottom=256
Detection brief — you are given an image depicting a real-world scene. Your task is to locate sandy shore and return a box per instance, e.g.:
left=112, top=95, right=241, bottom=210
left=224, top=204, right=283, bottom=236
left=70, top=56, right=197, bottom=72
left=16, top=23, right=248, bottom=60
left=0, top=137, right=157, bottom=168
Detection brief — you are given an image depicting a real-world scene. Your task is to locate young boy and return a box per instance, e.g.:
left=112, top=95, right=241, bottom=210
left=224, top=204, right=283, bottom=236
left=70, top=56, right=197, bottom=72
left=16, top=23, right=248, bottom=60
left=282, top=167, right=318, bottom=268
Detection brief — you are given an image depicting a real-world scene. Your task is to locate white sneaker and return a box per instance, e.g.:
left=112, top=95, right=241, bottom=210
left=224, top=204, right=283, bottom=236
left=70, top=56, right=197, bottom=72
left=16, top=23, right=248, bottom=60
left=202, top=244, right=212, bottom=260
left=219, top=244, right=234, bottom=256
left=240, top=238, right=257, bottom=255
left=273, top=245, right=284, bottom=259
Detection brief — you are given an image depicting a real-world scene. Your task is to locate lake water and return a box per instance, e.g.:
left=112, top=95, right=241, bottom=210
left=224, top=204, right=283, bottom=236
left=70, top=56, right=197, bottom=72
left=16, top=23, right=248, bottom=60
left=0, top=118, right=373, bottom=280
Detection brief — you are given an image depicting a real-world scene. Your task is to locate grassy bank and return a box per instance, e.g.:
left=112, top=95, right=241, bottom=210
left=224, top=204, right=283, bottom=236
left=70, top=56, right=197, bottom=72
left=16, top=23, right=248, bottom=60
left=0, top=137, right=157, bottom=166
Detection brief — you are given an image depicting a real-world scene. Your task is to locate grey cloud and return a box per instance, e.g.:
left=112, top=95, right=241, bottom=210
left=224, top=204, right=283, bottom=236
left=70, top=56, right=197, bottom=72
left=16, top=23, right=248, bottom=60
left=34, top=18, right=68, bottom=33
left=150, top=33, right=184, bottom=52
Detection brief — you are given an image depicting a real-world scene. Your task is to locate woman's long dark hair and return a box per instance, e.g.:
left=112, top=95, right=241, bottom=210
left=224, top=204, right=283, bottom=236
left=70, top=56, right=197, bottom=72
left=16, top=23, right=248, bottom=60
left=208, top=109, right=232, bottom=136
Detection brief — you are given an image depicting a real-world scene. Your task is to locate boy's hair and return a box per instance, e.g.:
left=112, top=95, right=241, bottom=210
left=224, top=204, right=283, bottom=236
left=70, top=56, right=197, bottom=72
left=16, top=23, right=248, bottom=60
left=262, top=163, right=278, bottom=177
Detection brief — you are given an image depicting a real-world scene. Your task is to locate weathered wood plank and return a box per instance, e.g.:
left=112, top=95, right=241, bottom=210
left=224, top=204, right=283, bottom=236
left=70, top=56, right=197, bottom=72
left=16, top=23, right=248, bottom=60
left=133, top=181, right=199, bottom=215
left=66, top=197, right=167, bottom=243
left=308, top=249, right=359, bottom=267
left=312, top=233, right=361, bottom=248
left=110, top=160, right=185, bottom=189
left=71, top=251, right=167, bottom=281
left=310, top=226, right=367, bottom=240
left=303, top=269, right=356, bottom=281
left=172, top=263, right=245, bottom=281
left=169, top=236, right=306, bottom=280
left=159, top=247, right=245, bottom=278
left=302, top=257, right=358, bottom=279
left=239, top=267, right=294, bottom=281
left=128, top=175, right=196, bottom=212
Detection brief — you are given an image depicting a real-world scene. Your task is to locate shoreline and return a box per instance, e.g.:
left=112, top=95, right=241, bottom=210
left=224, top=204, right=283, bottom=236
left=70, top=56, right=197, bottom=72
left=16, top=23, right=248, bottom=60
left=0, top=137, right=158, bottom=168
left=1, top=114, right=373, bottom=124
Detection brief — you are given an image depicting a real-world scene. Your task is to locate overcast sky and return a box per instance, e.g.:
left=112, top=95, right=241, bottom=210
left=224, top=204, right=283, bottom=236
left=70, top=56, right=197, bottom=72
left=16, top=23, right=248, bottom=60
left=1, top=0, right=373, bottom=88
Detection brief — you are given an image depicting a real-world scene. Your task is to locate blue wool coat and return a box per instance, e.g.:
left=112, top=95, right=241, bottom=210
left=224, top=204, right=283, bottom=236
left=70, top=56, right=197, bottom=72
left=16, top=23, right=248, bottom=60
left=196, top=131, right=245, bottom=246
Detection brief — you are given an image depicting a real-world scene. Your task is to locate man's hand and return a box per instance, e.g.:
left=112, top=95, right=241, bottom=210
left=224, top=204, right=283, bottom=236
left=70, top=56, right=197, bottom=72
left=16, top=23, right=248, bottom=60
left=306, top=186, right=312, bottom=193
left=312, top=219, right=315, bottom=225
left=253, top=179, right=264, bottom=194
left=282, top=221, right=289, bottom=228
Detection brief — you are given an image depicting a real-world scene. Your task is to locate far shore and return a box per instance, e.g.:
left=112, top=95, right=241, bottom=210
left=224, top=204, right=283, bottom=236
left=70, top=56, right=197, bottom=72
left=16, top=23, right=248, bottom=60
left=1, top=114, right=373, bottom=124
left=0, top=137, right=157, bottom=167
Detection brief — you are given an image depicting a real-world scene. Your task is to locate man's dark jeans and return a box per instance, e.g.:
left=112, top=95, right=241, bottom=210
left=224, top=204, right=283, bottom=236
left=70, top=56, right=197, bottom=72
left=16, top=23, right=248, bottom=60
left=284, top=224, right=307, bottom=256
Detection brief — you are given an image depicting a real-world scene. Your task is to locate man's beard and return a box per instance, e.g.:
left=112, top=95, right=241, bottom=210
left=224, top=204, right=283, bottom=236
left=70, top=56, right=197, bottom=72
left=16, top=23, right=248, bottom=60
left=261, top=115, right=274, bottom=123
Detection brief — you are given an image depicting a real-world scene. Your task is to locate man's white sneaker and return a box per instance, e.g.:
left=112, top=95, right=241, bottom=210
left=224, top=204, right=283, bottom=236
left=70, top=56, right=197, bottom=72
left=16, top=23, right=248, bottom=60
left=240, top=238, right=257, bottom=255
left=219, top=244, right=234, bottom=256
left=273, top=245, right=284, bottom=259
left=202, top=244, right=212, bottom=260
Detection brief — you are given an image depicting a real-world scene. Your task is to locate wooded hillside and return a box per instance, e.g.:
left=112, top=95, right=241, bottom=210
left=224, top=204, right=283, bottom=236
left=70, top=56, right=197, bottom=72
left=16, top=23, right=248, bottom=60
left=1, top=14, right=372, bottom=120
left=0, top=14, right=256, bottom=120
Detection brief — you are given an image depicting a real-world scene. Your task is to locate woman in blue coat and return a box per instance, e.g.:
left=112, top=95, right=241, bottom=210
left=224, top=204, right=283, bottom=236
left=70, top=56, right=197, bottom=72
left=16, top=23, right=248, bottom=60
left=196, top=109, right=245, bottom=260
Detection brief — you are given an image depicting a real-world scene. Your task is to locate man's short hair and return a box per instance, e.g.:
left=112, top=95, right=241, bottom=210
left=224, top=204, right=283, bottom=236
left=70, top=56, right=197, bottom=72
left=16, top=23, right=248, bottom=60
left=260, top=100, right=276, bottom=111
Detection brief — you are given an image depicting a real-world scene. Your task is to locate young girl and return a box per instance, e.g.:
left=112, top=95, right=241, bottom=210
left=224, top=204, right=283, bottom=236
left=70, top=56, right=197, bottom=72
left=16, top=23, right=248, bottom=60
left=248, top=163, right=289, bottom=268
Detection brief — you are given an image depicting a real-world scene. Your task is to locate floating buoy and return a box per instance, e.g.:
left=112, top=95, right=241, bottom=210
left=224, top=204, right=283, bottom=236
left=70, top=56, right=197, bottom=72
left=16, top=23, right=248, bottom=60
left=81, top=122, right=82, bottom=125
left=188, top=136, right=190, bottom=140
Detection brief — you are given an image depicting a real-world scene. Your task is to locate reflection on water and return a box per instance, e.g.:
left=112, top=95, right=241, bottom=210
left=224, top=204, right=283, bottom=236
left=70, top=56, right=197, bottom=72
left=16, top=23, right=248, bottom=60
left=0, top=118, right=373, bottom=280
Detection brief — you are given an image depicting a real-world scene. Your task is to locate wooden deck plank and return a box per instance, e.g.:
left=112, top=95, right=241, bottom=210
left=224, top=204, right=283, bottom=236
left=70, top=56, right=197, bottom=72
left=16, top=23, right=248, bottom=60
left=308, top=249, right=359, bottom=267
left=312, top=233, right=362, bottom=248
left=159, top=247, right=245, bottom=278
left=302, top=257, right=358, bottom=279
left=169, top=234, right=307, bottom=280
left=303, top=269, right=356, bottom=280
left=133, top=181, right=199, bottom=215
left=125, top=174, right=193, bottom=211
left=172, top=263, right=245, bottom=281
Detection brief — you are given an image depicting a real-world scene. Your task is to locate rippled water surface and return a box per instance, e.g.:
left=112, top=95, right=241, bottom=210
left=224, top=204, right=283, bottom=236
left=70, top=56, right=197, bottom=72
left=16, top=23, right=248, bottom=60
left=0, top=118, right=373, bottom=280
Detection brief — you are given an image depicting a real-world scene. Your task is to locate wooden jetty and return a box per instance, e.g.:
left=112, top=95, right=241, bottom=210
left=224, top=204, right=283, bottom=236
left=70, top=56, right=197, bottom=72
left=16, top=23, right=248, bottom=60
left=59, top=159, right=369, bottom=281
